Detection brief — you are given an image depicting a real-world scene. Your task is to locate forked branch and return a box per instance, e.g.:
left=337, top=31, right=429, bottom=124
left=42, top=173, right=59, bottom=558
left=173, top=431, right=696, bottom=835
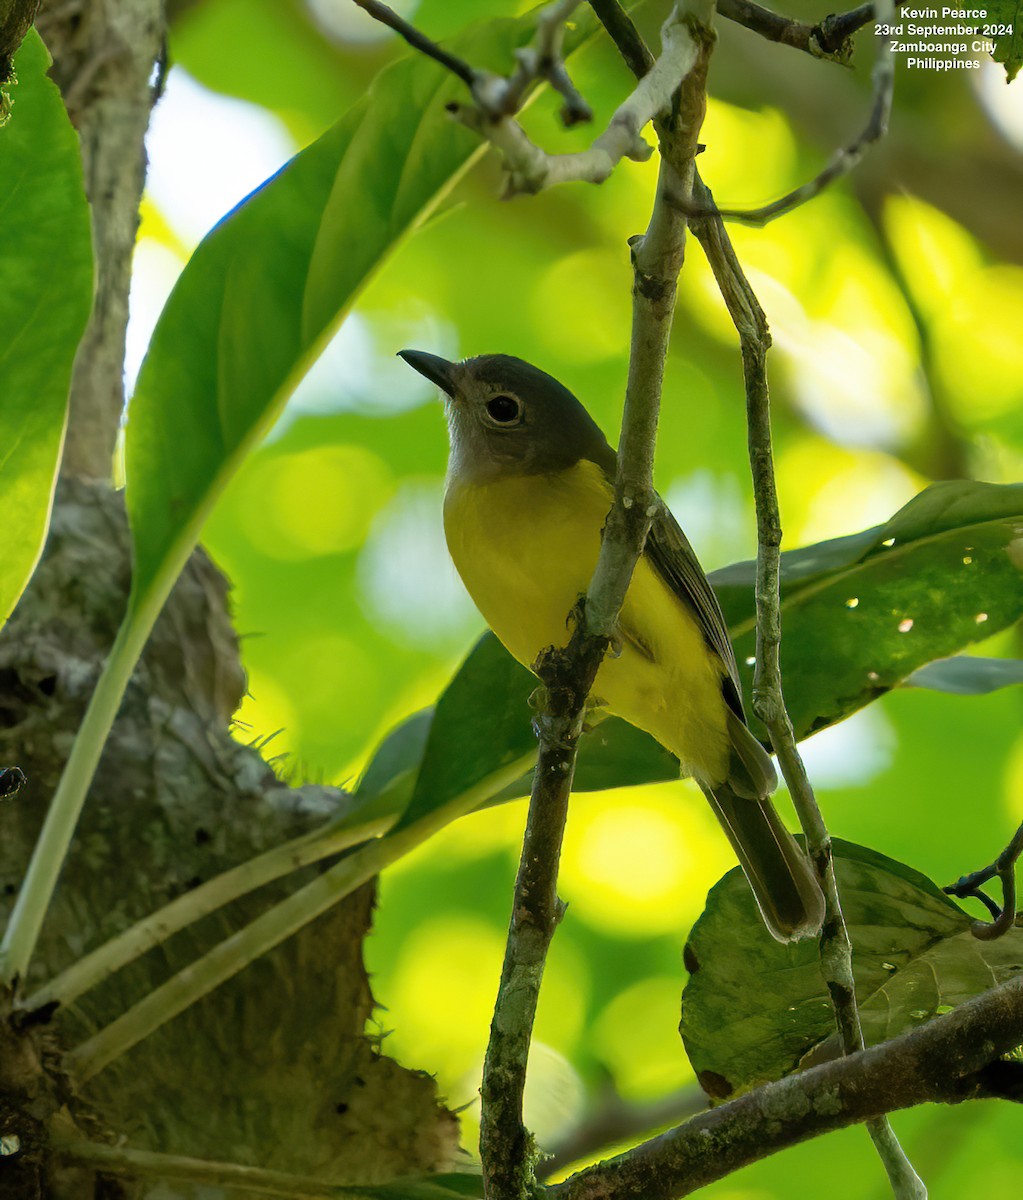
left=945, top=819, right=1023, bottom=940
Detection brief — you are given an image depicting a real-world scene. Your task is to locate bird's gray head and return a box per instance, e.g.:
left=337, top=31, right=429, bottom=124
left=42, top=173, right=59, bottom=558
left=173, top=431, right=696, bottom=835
left=398, top=349, right=614, bottom=483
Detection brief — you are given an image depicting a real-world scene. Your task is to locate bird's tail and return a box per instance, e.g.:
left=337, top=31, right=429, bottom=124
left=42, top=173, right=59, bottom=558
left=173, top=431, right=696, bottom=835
left=699, top=781, right=825, bottom=943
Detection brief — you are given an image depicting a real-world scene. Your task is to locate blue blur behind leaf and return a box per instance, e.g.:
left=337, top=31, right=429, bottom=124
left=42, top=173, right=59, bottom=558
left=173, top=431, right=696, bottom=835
left=905, top=656, right=1023, bottom=695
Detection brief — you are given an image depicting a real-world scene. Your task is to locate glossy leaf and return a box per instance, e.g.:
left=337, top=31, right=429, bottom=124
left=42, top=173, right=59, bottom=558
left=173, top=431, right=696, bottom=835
left=679, top=840, right=1023, bottom=1097
left=124, top=7, right=595, bottom=611
left=360, top=637, right=681, bottom=829
left=484, top=711, right=680, bottom=808
left=712, top=480, right=1023, bottom=740
left=355, top=708, right=434, bottom=808
left=905, top=656, right=1023, bottom=695
left=0, top=31, right=92, bottom=626
left=390, top=634, right=540, bottom=832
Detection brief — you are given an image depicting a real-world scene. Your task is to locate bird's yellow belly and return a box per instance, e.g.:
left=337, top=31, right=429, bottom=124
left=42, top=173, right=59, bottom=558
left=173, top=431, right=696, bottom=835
left=443, top=462, right=731, bottom=783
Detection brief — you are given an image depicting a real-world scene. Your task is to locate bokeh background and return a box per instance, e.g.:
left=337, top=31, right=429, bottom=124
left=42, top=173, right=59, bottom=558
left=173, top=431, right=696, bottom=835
left=131, top=0, right=1023, bottom=1192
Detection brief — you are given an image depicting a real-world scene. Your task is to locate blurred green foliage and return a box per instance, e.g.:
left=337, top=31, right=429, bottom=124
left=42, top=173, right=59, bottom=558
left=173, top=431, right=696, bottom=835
left=139, top=0, right=1023, bottom=1189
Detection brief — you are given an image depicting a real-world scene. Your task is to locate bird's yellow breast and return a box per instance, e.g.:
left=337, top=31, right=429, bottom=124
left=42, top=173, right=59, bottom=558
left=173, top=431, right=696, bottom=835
left=443, top=460, right=731, bottom=783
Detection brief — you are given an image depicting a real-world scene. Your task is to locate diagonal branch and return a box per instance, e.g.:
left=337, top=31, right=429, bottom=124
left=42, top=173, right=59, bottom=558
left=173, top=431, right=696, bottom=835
left=538, top=1083, right=706, bottom=1181
left=680, top=0, right=896, bottom=225
left=716, top=0, right=875, bottom=61
left=479, top=4, right=716, bottom=1196
left=350, top=0, right=476, bottom=86
left=548, top=972, right=1023, bottom=1200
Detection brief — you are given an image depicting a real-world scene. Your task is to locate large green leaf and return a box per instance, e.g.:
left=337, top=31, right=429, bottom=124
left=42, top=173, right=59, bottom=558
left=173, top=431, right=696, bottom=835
left=2, top=6, right=610, bottom=982
left=0, top=31, right=92, bottom=626
left=712, top=480, right=1023, bottom=740
left=389, top=634, right=543, bottom=832
left=360, top=638, right=680, bottom=829
left=124, top=6, right=597, bottom=609
left=679, top=840, right=1023, bottom=1097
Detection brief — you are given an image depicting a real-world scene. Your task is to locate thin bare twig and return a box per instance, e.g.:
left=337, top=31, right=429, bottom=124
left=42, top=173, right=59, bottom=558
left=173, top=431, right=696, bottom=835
left=452, top=13, right=697, bottom=194
left=589, top=0, right=654, bottom=75
left=350, top=0, right=476, bottom=87
left=479, top=5, right=716, bottom=1195
left=352, top=0, right=589, bottom=123
left=679, top=0, right=896, bottom=226
left=816, top=2, right=880, bottom=50
left=501, top=0, right=592, bottom=124
left=944, top=819, right=1023, bottom=940
left=716, top=0, right=876, bottom=61
left=355, top=0, right=694, bottom=195
left=688, top=170, right=924, bottom=1199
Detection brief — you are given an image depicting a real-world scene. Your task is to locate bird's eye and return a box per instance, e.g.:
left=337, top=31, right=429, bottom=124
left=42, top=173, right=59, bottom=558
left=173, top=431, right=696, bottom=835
left=485, top=394, right=522, bottom=425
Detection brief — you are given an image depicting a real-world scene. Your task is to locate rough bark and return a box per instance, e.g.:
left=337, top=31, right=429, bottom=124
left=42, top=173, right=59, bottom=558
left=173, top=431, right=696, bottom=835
left=0, top=0, right=38, bottom=83
left=1, top=3, right=464, bottom=1192
left=38, top=0, right=165, bottom=480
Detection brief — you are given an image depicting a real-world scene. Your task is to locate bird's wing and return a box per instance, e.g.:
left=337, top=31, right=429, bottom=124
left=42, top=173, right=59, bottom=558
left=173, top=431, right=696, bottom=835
left=586, top=450, right=774, bottom=795
left=643, top=500, right=745, bottom=719
left=586, top=448, right=743, bottom=713
left=647, top=503, right=778, bottom=798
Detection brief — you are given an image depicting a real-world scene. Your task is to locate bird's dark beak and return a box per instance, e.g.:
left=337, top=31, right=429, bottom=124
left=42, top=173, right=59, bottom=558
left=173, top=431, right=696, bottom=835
left=398, top=348, right=457, bottom=398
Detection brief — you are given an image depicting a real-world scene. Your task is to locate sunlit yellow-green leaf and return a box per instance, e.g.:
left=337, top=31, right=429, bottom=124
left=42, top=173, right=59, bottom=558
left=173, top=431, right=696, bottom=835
left=0, top=31, right=92, bottom=627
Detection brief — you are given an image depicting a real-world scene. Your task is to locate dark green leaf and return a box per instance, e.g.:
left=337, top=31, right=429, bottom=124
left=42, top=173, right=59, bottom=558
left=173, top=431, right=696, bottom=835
left=391, top=634, right=540, bottom=832
left=680, top=840, right=1023, bottom=1096
left=360, top=635, right=679, bottom=828
left=988, top=0, right=1022, bottom=81
left=0, top=31, right=93, bottom=626
left=712, top=481, right=1023, bottom=740
left=484, top=711, right=679, bottom=808
left=356, top=709, right=434, bottom=806
left=711, top=480, right=1023, bottom=617
left=905, top=656, right=1023, bottom=695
